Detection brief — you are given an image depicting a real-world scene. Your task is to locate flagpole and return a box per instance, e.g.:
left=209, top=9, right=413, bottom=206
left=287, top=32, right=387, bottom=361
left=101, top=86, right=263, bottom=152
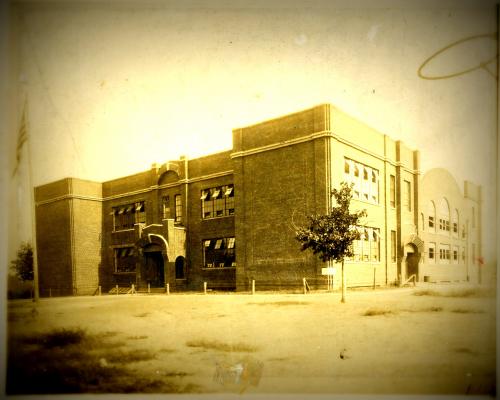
left=22, top=98, right=39, bottom=302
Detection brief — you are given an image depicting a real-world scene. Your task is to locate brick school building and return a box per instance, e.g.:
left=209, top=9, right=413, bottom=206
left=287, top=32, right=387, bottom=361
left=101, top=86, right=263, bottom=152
left=34, top=104, right=482, bottom=296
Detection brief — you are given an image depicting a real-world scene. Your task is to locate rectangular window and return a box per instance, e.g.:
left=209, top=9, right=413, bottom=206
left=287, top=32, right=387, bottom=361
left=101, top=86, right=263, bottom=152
left=201, top=185, right=234, bottom=219
left=175, top=194, right=182, bottom=223
left=113, top=202, right=145, bottom=230
left=203, top=237, right=236, bottom=268
left=344, top=158, right=379, bottom=205
left=453, top=222, right=458, bottom=234
left=390, top=175, right=395, bottom=208
left=453, top=246, right=459, bottom=264
left=428, top=216, right=434, bottom=228
left=428, top=242, right=435, bottom=262
left=462, top=247, right=466, bottom=262
left=350, top=226, right=380, bottom=263
left=162, top=196, right=170, bottom=219
left=391, top=230, right=396, bottom=262
left=439, top=244, right=451, bottom=264
left=403, top=180, right=411, bottom=211
left=114, top=247, right=136, bottom=273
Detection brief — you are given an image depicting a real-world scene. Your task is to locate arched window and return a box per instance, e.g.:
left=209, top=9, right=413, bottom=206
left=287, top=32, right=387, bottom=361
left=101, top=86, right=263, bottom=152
left=452, top=209, right=459, bottom=236
left=438, top=198, right=450, bottom=233
left=175, top=256, right=185, bottom=279
left=420, top=213, right=425, bottom=232
left=427, top=201, right=436, bottom=231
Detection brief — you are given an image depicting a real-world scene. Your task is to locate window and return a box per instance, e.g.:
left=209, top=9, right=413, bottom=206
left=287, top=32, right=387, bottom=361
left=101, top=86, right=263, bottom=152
left=462, top=247, right=466, bottom=262
left=472, top=244, right=476, bottom=264
left=113, top=201, right=145, bottom=230
left=439, top=244, right=451, bottom=264
left=403, top=180, right=411, bottom=211
left=428, top=201, right=435, bottom=230
left=438, top=198, right=450, bottom=234
left=203, top=237, right=236, bottom=268
left=390, top=230, right=396, bottom=262
left=344, top=158, right=379, bottom=205
left=162, top=196, right=170, bottom=219
left=114, top=247, right=136, bottom=273
left=428, top=242, right=435, bottom=262
left=452, top=209, right=459, bottom=236
left=453, top=246, right=459, bottom=264
left=472, top=207, right=476, bottom=228
left=201, top=185, right=234, bottom=219
left=420, top=213, right=425, bottom=232
left=175, top=194, right=182, bottom=223
left=349, top=226, right=380, bottom=263
left=390, top=175, right=395, bottom=208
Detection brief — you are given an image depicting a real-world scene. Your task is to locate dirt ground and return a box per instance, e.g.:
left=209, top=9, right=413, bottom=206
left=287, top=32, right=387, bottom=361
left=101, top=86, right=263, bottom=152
left=6, top=283, right=496, bottom=396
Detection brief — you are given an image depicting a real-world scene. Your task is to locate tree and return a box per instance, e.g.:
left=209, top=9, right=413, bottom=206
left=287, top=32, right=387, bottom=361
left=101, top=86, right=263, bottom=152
left=295, top=182, right=366, bottom=302
left=11, top=242, right=34, bottom=282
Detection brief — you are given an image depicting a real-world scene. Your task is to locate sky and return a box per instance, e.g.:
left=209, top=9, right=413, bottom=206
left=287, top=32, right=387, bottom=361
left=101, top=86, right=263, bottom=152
left=3, top=0, right=498, bottom=262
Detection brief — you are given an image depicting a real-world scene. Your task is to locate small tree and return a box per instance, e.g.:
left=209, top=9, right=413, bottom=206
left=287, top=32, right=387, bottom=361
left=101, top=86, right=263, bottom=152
left=295, top=182, right=366, bottom=302
left=11, top=242, right=34, bottom=282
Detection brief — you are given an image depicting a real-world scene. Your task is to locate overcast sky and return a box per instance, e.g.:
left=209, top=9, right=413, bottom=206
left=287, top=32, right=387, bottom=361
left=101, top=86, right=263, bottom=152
left=4, top=0, right=497, bottom=261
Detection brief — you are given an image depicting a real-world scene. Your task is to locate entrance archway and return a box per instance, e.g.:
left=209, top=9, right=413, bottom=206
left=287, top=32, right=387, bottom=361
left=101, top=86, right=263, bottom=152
left=142, top=244, right=165, bottom=288
left=405, top=243, right=419, bottom=280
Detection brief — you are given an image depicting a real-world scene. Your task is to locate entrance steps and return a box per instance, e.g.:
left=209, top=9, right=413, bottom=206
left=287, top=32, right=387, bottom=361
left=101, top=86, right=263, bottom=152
left=108, top=286, right=134, bottom=295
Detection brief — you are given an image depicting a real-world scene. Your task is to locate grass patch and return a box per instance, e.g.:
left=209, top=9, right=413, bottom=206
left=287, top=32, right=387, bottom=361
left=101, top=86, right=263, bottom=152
left=363, top=308, right=395, bottom=316
left=247, top=301, right=309, bottom=306
left=22, top=328, right=86, bottom=348
left=186, top=339, right=257, bottom=353
left=454, top=347, right=475, bottom=354
left=413, top=288, right=487, bottom=298
left=451, top=308, right=484, bottom=314
left=134, top=312, right=150, bottom=318
left=7, top=328, right=190, bottom=394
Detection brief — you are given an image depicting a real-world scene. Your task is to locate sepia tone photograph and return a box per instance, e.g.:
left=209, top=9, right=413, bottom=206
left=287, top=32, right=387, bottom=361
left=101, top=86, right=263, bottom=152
left=0, top=0, right=497, bottom=398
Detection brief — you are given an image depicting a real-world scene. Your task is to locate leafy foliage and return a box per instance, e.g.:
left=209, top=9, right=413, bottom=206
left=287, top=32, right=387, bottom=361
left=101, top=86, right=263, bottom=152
left=11, top=242, right=34, bottom=282
left=295, top=182, right=367, bottom=263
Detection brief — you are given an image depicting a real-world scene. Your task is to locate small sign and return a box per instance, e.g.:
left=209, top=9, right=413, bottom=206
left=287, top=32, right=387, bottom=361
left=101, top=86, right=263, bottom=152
left=321, top=267, right=336, bottom=276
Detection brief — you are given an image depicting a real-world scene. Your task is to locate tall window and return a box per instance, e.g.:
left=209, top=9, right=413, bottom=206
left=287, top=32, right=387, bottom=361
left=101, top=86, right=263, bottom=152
left=162, top=196, right=170, bottom=219
left=438, top=198, right=450, bottom=233
left=175, top=194, right=182, bottom=223
left=201, top=185, right=234, bottom=219
left=452, top=209, right=459, bottom=236
left=403, top=180, right=411, bottom=211
left=113, top=201, right=146, bottom=230
left=344, top=158, right=379, bottom=204
left=453, top=245, right=459, bottom=264
left=114, top=247, right=136, bottom=273
left=390, top=230, right=396, bottom=262
left=427, top=242, right=435, bottom=263
left=439, top=244, right=451, bottom=264
left=349, top=226, right=380, bottom=262
left=472, top=243, right=476, bottom=264
left=428, top=201, right=435, bottom=230
left=472, top=207, right=476, bottom=228
left=203, top=237, right=235, bottom=268
left=390, top=175, right=395, bottom=208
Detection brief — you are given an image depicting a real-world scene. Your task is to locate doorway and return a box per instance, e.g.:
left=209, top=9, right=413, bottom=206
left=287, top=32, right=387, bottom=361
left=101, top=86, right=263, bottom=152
left=405, top=244, right=419, bottom=280
left=143, top=251, right=165, bottom=288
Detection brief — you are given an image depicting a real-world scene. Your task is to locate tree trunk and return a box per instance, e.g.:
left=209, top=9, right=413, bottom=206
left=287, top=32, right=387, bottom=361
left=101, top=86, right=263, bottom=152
left=341, top=259, right=346, bottom=303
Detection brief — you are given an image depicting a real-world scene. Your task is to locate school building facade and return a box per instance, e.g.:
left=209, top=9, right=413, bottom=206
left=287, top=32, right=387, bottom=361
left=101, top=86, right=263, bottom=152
left=34, top=104, right=483, bottom=296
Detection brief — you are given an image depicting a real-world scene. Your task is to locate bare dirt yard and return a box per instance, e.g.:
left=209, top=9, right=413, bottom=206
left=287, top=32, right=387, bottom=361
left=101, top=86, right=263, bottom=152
left=6, top=283, right=496, bottom=396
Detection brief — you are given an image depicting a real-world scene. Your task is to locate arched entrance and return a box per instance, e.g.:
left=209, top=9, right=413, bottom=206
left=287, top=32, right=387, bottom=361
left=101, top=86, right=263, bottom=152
left=405, top=243, right=419, bottom=280
left=142, top=244, right=165, bottom=288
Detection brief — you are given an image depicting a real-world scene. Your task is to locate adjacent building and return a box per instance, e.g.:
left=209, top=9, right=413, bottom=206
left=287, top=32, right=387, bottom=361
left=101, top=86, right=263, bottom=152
left=34, top=104, right=482, bottom=296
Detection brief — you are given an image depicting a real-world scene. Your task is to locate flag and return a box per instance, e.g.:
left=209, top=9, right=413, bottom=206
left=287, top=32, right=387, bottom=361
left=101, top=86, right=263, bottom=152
left=12, top=102, right=28, bottom=177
